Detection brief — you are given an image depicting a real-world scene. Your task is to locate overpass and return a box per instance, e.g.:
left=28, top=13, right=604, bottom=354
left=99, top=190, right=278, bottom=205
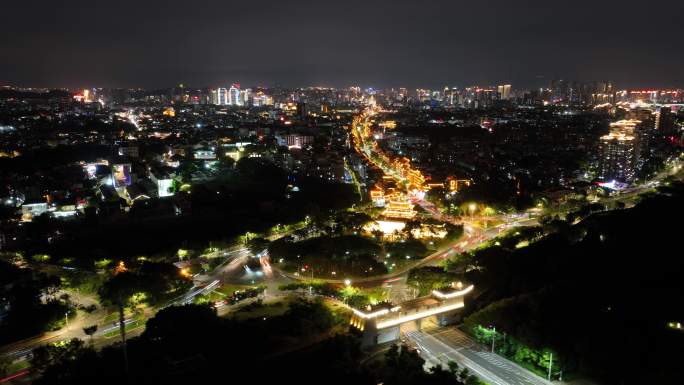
left=350, top=283, right=473, bottom=347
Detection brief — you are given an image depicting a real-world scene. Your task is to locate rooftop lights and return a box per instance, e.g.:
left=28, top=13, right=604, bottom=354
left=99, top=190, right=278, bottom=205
left=431, top=284, right=474, bottom=299
left=351, top=305, right=401, bottom=319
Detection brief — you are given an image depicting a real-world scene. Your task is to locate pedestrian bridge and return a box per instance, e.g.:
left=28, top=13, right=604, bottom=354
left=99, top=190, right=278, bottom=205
left=350, top=283, right=473, bottom=346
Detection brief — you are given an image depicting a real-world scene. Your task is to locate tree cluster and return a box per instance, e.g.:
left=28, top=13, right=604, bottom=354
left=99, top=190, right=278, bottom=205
left=460, top=182, right=684, bottom=384
left=31, top=301, right=481, bottom=385
left=0, top=260, right=73, bottom=344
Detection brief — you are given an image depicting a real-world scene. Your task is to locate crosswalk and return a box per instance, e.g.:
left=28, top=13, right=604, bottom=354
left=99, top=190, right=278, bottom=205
left=405, top=330, right=510, bottom=385
left=431, top=328, right=477, bottom=348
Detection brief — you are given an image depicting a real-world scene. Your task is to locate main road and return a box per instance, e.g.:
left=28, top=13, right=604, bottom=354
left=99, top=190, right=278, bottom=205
left=406, top=328, right=554, bottom=385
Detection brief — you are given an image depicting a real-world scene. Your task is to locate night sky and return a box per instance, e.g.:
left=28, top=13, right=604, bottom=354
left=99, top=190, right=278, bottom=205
left=2, top=0, right=683, bottom=89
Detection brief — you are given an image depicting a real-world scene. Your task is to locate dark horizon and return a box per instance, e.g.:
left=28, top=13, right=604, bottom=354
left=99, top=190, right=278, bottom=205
left=2, top=0, right=683, bottom=90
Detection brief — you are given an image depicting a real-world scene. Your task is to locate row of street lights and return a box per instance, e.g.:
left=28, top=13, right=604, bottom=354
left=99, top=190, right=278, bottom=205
left=489, top=325, right=560, bottom=381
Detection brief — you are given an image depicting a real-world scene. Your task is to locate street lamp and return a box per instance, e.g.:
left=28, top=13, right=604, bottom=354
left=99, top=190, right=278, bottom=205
left=469, top=203, right=477, bottom=218
left=344, top=279, right=351, bottom=286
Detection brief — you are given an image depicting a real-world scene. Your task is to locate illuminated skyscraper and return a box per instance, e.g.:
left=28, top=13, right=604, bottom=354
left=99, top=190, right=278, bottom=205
left=216, top=88, right=228, bottom=105
left=443, top=87, right=461, bottom=106
left=655, top=106, right=674, bottom=134
left=252, top=91, right=273, bottom=107
left=597, top=120, right=640, bottom=182
left=497, top=84, right=511, bottom=100
left=240, top=88, right=251, bottom=106
left=229, top=84, right=241, bottom=106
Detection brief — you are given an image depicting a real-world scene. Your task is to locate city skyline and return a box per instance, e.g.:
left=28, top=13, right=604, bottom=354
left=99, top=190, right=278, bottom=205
left=2, top=0, right=683, bottom=89
left=2, top=2, right=684, bottom=384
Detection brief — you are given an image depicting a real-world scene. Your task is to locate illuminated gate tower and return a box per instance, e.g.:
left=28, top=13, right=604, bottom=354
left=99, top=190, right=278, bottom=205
left=382, top=192, right=416, bottom=219
left=350, top=283, right=474, bottom=347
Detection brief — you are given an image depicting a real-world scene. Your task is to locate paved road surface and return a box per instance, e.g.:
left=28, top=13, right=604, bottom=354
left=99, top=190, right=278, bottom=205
left=405, top=328, right=553, bottom=385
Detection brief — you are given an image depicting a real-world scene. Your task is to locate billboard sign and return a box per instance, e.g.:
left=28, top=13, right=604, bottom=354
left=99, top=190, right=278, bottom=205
left=112, top=164, right=132, bottom=188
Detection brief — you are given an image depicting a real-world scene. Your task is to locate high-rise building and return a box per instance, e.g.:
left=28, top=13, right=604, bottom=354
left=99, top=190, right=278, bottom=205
left=597, top=120, right=641, bottom=183
left=297, top=102, right=307, bottom=120
left=473, top=88, right=496, bottom=108
left=252, top=91, right=273, bottom=107
left=83, top=89, right=93, bottom=102
left=655, top=106, right=674, bottom=134
left=240, top=88, right=251, bottom=106
left=497, top=84, right=511, bottom=100
left=229, top=83, right=241, bottom=106
left=215, top=88, right=228, bottom=105
left=550, top=79, right=568, bottom=101
left=443, top=87, right=461, bottom=106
